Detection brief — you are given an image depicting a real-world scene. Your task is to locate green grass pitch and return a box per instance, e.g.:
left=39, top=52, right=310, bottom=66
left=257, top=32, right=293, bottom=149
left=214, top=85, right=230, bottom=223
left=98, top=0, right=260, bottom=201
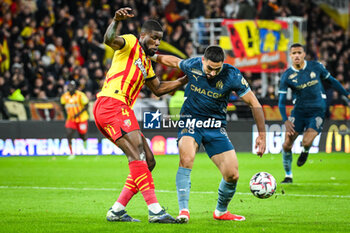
left=0, top=152, right=349, bottom=233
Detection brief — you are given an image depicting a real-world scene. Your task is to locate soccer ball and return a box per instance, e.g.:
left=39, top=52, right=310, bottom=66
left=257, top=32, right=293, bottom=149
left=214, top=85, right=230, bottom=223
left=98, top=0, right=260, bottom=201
left=249, top=172, right=277, bottom=199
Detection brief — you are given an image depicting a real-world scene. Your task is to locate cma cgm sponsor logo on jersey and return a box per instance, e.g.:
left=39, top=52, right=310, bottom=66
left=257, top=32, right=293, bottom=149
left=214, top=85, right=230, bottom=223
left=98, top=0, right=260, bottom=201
left=143, top=110, right=222, bottom=129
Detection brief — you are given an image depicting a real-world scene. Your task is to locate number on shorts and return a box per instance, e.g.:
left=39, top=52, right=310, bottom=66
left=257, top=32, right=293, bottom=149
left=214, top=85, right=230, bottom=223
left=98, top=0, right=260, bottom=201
left=122, top=108, right=129, bottom=117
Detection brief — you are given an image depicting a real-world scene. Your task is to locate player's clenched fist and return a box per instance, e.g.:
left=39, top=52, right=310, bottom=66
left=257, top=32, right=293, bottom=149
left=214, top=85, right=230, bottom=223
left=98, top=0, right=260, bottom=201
left=113, top=7, right=134, bottom=21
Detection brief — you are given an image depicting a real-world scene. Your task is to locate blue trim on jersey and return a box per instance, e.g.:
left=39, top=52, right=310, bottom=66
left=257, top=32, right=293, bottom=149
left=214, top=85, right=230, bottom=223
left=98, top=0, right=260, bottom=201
left=239, top=87, right=251, bottom=97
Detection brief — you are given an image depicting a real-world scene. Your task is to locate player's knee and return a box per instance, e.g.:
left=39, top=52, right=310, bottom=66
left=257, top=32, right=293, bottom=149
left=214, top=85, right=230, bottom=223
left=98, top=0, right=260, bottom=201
left=232, top=173, right=239, bottom=182
left=224, top=173, right=239, bottom=183
left=179, top=156, right=195, bottom=169
left=283, top=143, right=292, bottom=152
left=302, top=138, right=312, bottom=148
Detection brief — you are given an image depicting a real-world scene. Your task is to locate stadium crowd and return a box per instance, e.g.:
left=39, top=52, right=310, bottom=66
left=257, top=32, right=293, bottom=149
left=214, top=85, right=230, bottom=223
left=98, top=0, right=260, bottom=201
left=0, top=0, right=349, bottom=116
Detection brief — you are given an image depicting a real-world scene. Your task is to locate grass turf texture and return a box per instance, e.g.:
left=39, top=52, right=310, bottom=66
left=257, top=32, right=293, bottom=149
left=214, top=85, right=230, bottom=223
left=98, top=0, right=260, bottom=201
left=0, top=152, right=349, bottom=233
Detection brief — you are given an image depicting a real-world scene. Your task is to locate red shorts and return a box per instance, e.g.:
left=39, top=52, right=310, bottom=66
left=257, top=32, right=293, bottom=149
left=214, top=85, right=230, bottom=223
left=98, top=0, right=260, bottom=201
left=65, top=120, right=88, bottom=135
left=93, top=96, right=140, bottom=142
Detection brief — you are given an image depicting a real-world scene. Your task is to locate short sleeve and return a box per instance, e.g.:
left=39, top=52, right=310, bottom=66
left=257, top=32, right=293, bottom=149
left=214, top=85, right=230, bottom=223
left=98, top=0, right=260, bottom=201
left=145, top=65, right=156, bottom=80
left=179, top=59, right=191, bottom=73
left=234, top=71, right=251, bottom=97
left=278, top=72, right=288, bottom=94
left=120, top=34, right=136, bottom=52
left=317, top=62, right=330, bottom=80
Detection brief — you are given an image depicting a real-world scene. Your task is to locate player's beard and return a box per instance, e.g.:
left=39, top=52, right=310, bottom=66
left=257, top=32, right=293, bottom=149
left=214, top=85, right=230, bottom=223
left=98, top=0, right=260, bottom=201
left=294, top=59, right=302, bottom=69
left=142, top=43, right=156, bottom=56
left=145, top=48, right=156, bottom=56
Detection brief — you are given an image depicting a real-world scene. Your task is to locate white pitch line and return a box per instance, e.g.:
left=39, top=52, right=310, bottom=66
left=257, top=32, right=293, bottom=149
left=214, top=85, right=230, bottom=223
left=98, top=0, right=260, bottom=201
left=0, top=185, right=350, bottom=199
left=289, top=183, right=347, bottom=186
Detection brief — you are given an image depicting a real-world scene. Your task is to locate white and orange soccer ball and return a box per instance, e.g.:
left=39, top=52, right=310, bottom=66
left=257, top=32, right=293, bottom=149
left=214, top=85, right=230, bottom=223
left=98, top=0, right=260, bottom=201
left=249, top=172, right=277, bottom=199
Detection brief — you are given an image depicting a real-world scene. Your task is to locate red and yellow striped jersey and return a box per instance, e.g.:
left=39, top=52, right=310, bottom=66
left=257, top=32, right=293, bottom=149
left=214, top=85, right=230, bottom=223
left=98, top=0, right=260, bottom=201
left=60, top=90, right=89, bottom=122
left=97, top=34, right=156, bottom=108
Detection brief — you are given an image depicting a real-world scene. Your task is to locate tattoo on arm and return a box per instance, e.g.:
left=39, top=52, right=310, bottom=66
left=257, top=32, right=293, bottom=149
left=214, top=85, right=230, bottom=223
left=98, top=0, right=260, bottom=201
left=104, top=20, right=119, bottom=45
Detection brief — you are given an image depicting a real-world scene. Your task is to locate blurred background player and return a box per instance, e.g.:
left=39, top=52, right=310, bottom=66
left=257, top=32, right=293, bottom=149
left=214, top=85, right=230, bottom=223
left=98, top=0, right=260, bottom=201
left=60, top=80, right=89, bottom=160
left=278, top=43, right=350, bottom=184
left=93, top=8, right=187, bottom=223
left=152, top=46, right=266, bottom=223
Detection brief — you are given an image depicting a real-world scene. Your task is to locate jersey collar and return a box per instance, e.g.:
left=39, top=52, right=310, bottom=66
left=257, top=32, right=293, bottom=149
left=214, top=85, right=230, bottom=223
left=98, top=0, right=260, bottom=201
left=291, top=61, right=307, bottom=72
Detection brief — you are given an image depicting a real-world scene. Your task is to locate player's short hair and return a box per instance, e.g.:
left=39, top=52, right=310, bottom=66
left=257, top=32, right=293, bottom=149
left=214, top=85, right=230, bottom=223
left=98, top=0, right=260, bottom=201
left=141, top=20, right=163, bottom=33
left=290, top=43, right=304, bottom=50
left=204, top=46, right=225, bottom=62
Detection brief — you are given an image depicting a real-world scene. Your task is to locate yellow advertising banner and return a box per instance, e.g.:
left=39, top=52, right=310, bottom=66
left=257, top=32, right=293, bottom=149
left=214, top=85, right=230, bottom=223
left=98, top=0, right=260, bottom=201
left=314, top=0, right=349, bottom=30
left=222, top=19, right=289, bottom=73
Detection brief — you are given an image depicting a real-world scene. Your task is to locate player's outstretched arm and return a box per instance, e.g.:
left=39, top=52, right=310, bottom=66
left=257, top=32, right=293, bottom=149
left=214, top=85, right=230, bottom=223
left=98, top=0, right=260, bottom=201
left=151, top=54, right=182, bottom=69
left=241, top=91, right=266, bottom=156
left=145, top=75, right=188, bottom=97
left=104, top=8, right=134, bottom=50
left=325, top=75, right=350, bottom=98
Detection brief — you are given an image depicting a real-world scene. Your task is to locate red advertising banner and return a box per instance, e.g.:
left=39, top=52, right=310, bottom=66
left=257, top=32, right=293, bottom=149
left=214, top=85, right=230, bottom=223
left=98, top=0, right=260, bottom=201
left=222, top=19, right=289, bottom=73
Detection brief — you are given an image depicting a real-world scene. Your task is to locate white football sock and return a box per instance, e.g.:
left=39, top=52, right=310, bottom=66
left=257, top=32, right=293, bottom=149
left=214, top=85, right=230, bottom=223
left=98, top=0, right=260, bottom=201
left=148, top=203, right=162, bottom=214
left=111, top=202, right=125, bottom=212
left=214, top=209, right=227, bottom=217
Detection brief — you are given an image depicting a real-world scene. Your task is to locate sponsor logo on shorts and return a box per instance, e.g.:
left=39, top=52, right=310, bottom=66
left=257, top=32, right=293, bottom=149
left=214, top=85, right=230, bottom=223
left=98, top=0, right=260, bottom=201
left=79, top=123, right=87, bottom=130
left=124, top=119, right=132, bottom=127
left=315, top=116, right=323, bottom=129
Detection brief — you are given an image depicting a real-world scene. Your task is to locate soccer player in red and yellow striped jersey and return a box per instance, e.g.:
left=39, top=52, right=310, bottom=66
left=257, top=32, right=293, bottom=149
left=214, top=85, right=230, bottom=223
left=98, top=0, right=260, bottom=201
left=93, top=8, right=187, bottom=223
left=97, top=33, right=157, bottom=108
left=61, top=81, right=89, bottom=159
